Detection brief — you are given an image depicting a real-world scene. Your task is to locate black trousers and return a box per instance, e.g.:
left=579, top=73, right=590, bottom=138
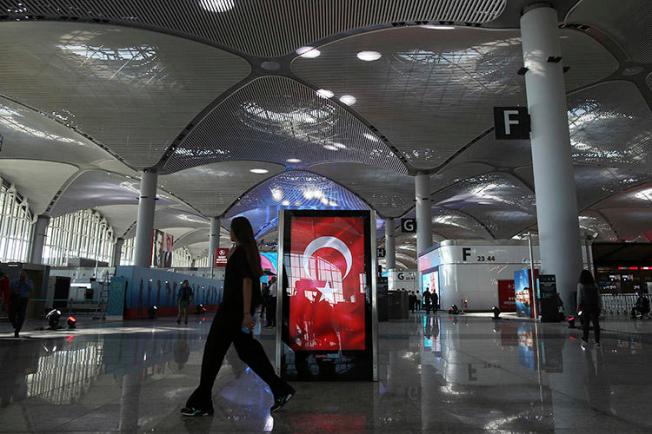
left=266, top=298, right=277, bottom=326
left=9, top=295, right=28, bottom=333
left=186, top=314, right=286, bottom=410
left=582, top=310, right=600, bottom=343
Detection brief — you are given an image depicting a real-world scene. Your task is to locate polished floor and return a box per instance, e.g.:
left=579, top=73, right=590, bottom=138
left=1, top=313, right=652, bottom=433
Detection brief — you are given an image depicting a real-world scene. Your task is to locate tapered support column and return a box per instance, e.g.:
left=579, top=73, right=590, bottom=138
left=29, top=214, right=50, bottom=264
left=385, top=218, right=396, bottom=271
left=415, top=172, right=432, bottom=257
left=208, top=217, right=221, bottom=267
left=112, top=237, right=125, bottom=267
left=133, top=169, right=158, bottom=268
left=521, top=5, right=582, bottom=311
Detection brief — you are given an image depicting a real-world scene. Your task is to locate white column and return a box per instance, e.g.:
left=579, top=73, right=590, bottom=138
left=415, top=172, right=432, bottom=257
left=521, top=5, right=582, bottom=311
left=385, top=218, right=396, bottom=271
left=208, top=216, right=221, bottom=267
left=133, top=169, right=158, bottom=268
left=112, top=237, right=125, bottom=267
left=29, top=214, right=50, bottom=264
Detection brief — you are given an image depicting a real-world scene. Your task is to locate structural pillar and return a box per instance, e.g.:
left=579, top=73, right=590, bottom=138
left=415, top=172, right=433, bottom=258
left=208, top=216, right=221, bottom=268
left=29, top=214, right=50, bottom=264
left=521, top=4, right=582, bottom=311
left=133, top=169, right=158, bottom=268
left=385, top=218, right=396, bottom=271
left=112, top=237, right=125, bottom=267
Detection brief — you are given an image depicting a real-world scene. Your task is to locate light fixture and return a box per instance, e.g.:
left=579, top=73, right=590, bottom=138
left=357, top=51, right=382, bottom=61
left=320, top=197, right=329, bottom=205
left=323, top=144, right=339, bottom=151
left=199, top=0, right=234, bottom=13
left=339, top=95, right=357, bottom=106
left=332, top=142, right=346, bottom=149
left=363, top=132, right=380, bottom=142
left=250, top=168, right=269, bottom=174
left=316, top=89, right=334, bottom=99
left=286, top=158, right=301, bottom=163
left=420, top=24, right=455, bottom=30
left=271, top=188, right=283, bottom=202
left=296, top=46, right=321, bottom=58
left=281, top=200, right=290, bottom=206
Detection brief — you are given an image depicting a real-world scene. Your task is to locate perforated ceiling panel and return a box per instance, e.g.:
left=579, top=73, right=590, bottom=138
left=311, top=163, right=414, bottom=217
left=430, top=173, right=536, bottom=239
left=0, top=0, right=506, bottom=57
left=568, top=81, right=652, bottom=173
left=95, top=205, right=138, bottom=237
left=567, top=0, right=652, bottom=63
left=50, top=170, right=176, bottom=217
left=162, top=76, right=407, bottom=174
left=292, top=27, right=617, bottom=170
left=0, top=21, right=250, bottom=168
left=225, top=170, right=369, bottom=237
left=0, top=160, right=78, bottom=215
left=573, top=166, right=648, bottom=210
left=578, top=211, right=618, bottom=241
left=159, top=161, right=285, bottom=217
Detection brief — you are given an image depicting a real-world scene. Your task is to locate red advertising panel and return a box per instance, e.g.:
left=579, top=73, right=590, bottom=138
left=214, top=248, right=229, bottom=267
left=498, top=279, right=516, bottom=312
left=281, top=210, right=374, bottom=381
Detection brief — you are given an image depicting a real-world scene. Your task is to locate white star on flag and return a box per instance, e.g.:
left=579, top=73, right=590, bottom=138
left=316, top=282, right=336, bottom=304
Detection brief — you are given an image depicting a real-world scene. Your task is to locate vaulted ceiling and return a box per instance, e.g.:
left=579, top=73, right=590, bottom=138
left=0, top=0, right=650, bottom=266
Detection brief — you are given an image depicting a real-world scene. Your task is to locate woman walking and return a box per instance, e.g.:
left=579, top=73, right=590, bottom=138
left=577, top=269, right=602, bottom=349
left=176, top=280, right=193, bottom=325
left=182, top=216, right=294, bottom=416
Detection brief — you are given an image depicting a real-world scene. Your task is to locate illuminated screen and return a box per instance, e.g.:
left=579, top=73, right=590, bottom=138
left=421, top=270, right=439, bottom=296
left=287, top=215, right=367, bottom=351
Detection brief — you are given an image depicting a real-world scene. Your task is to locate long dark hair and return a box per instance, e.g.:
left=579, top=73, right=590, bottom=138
left=230, top=216, right=263, bottom=278
left=579, top=269, right=595, bottom=286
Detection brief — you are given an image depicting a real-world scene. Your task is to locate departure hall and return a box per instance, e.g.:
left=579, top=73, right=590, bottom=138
left=0, top=0, right=651, bottom=432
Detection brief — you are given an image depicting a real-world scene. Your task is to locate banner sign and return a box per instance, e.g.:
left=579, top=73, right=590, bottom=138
left=280, top=210, right=374, bottom=381
left=214, top=248, right=229, bottom=267
left=152, top=230, right=173, bottom=268
left=401, top=218, right=416, bottom=233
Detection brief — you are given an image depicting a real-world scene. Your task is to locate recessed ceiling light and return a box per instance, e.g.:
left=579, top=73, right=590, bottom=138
left=200, top=0, right=234, bottom=12
left=332, top=142, right=346, bottom=149
left=363, top=132, right=379, bottom=142
left=296, top=46, right=321, bottom=58
left=316, top=89, right=334, bottom=99
left=323, top=144, right=339, bottom=151
left=281, top=200, right=290, bottom=206
left=286, top=158, right=301, bottom=163
left=339, top=95, right=357, bottom=106
left=357, top=50, right=382, bottom=61
left=250, top=168, right=269, bottom=174
left=420, top=24, right=455, bottom=30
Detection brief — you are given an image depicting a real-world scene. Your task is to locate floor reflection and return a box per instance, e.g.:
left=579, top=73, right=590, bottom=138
left=1, top=315, right=652, bottom=432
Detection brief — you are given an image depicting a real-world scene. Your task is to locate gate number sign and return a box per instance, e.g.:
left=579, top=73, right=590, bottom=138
left=401, top=218, right=416, bottom=233
left=494, top=107, right=530, bottom=140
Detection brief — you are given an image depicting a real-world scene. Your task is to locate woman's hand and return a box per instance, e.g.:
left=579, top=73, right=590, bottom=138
left=242, top=313, right=255, bottom=330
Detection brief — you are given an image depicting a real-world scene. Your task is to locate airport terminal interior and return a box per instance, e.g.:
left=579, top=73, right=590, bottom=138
left=0, top=0, right=651, bottom=432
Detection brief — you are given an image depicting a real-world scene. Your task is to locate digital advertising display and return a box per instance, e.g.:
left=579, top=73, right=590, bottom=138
left=514, top=268, right=539, bottom=318
left=278, top=210, right=376, bottom=381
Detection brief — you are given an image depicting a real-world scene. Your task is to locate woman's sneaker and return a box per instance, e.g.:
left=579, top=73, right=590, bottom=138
left=271, top=386, right=295, bottom=413
left=180, top=407, right=213, bottom=417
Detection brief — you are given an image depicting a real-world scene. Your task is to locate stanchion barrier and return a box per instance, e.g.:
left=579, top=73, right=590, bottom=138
left=601, top=294, right=651, bottom=317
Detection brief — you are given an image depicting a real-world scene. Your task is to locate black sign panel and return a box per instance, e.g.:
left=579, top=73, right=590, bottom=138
left=494, top=107, right=530, bottom=140
left=401, top=218, right=416, bottom=233
left=537, top=274, right=560, bottom=323
left=377, top=247, right=386, bottom=258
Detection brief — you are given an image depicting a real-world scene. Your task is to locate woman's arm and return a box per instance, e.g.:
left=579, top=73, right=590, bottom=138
left=242, top=277, right=255, bottom=330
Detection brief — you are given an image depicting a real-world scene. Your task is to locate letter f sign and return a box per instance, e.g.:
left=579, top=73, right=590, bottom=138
left=503, top=110, right=519, bottom=135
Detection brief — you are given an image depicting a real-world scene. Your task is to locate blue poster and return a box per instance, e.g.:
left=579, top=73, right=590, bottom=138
left=514, top=269, right=532, bottom=318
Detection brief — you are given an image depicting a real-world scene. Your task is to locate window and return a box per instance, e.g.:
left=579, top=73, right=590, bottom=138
left=43, top=209, right=115, bottom=266
left=0, top=180, right=33, bottom=262
left=120, top=237, right=135, bottom=266
left=172, top=247, right=194, bottom=268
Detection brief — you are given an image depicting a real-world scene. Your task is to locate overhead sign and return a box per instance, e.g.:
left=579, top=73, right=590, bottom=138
left=494, top=107, right=530, bottom=140
left=401, top=218, right=416, bottom=233
left=214, top=248, right=229, bottom=267
left=377, top=247, right=386, bottom=258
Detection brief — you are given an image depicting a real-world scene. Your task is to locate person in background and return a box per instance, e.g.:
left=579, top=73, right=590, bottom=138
left=431, top=291, right=439, bottom=312
left=631, top=292, right=650, bottom=319
left=10, top=270, right=32, bottom=338
left=177, top=280, right=193, bottom=325
left=0, top=268, right=10, bottom=317
left=266, top=276, right=277, bottom=328
left=423, top=289, right=432, bottom=314
left=182, top=216, right=294, bottom=417
left=409, top=291, right=416, bottom=313
left=260, top=282, right=269, bottom=323
left=577, top=270, right=602, bottom=349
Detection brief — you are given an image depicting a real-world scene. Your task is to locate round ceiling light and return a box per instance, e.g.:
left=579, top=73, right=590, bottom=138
left=316, top=89, right=334, bottom=99
left=286, top=158, right=301, bottom=163
left=281, top=200, right=290, bottom=206
left=339, top=95, right=357, bottom=106
left=323, top=144, right=339, bottom=151
left=357, top=51, right=382, bottom=61
left=200, top=0, right=234, bottom=12
left=296, top=46, right=321, bottom=58
left=363, top=132, right=379, bottom=142
left=249, top=168, right=269, bottom=174
left=332, top=142, right=346, bottom=149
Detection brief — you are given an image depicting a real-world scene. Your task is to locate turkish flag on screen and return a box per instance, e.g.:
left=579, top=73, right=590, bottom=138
left=289, top=216, right=367, bottom=351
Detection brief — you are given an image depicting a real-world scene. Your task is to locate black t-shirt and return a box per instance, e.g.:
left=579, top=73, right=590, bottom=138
left=221, top=246, right=260, bottom=320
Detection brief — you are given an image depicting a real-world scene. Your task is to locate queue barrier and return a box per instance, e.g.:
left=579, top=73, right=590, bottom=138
left=601, top=293, right=651, bottom=316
